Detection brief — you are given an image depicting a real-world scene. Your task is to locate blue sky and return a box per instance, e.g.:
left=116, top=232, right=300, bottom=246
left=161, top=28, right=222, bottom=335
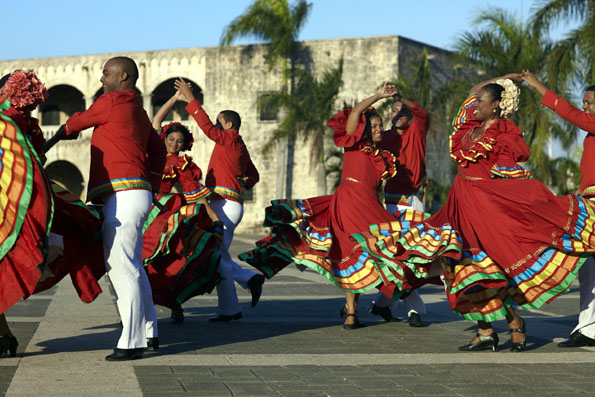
left=0, top=0, right=573, bottom=61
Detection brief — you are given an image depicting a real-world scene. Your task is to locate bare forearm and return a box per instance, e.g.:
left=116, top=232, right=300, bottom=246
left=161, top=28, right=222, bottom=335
left=152, top=95, right=177, bottom=129
left=346, top=93, right=382, bottom=135
left=469, top=73, right=522, bottom=94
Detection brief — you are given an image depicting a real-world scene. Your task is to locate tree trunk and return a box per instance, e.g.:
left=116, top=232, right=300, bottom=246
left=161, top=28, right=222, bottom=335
left=316, top=161, right=327, bottom=195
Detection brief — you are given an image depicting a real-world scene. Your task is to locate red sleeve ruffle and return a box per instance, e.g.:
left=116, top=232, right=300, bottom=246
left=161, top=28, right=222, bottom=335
left=327, top=109, right=366, bottom=148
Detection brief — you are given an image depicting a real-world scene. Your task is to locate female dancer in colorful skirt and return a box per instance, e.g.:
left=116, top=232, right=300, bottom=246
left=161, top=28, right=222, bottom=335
left=143, top=90, right=222, bottom=324
left=0, top=70, right=105, bottom=357
left=240, top=83, right=459, bottom=329
left=356, top=74, right=595, bottom=351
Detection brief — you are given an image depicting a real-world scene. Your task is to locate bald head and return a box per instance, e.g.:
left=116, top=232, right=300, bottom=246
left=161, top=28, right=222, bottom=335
left=100, top=57, right=138, bottom=93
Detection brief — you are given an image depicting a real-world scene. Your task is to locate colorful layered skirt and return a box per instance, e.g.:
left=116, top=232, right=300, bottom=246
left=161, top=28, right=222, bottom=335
left=142, top=194, right=221, bottom=308
left=356, top=176, right=595, bottom=322
left=239, top=192, right=459, bottom=297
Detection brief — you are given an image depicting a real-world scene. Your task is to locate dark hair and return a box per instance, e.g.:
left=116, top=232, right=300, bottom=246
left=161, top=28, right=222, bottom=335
left=363, top=111, right=381, bottom=145
left=165, top=124, right=193, bottom=151
left=220, top=110, right=241, bottom=130
left=0, top=74, right=9, bottom=89
left=481, top=83, right=505, bottom=102
left=587, top=85, right=595, bottom=93
left=391, top=105, right=412, bottom=128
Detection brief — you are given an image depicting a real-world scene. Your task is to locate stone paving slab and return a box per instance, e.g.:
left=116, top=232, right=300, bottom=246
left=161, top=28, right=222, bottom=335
left=2, top=234, right=595, bottom=396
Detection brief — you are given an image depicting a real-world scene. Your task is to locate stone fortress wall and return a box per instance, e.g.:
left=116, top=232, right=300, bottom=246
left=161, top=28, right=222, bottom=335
left=0, top=35, right=468, bottom=233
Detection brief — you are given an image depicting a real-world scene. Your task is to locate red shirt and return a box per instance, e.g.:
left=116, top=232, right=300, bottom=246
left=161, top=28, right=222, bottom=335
left=542, top=90, right=595, bottom=196
left=186, top=100, right=259, bottom=203
left=65, top=89, right=166, bottom=202
left=379, top=100, right=429, bottom=205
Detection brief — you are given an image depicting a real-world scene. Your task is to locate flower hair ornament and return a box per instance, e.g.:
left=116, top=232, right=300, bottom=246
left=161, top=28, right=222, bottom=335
left=1, top=69, right=48, bottom=110
left=495, top=78, right=520, bottom=118
left=162, top=121, right=194, bottom=151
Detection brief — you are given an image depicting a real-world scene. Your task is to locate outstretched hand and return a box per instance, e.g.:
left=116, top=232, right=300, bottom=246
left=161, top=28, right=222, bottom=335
left=503, top=73, right=523, bottom=83
left=520, top=70, right=540, bottom=89
left=174, top=78, right=195, bottom=103
left=378, top=82, right=398, bottom=99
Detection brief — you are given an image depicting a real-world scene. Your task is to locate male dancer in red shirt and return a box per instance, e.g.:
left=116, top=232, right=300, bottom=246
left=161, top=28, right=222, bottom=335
left=50, top=57, right=166, bottom=360
left=523, top=70, right=595, bottom=347
left=175, top=79, right=264, bottom=321
left=369, top=93, right=429, bottom=327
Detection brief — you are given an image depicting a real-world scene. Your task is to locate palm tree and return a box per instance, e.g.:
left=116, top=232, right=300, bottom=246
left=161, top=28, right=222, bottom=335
left=259, top=59, right=344, bottom=195
left=221, top=0, right=312, bottom=198
left=531, top=0, right=595, bottom=91
left=454, top=7, right=579, bottom=189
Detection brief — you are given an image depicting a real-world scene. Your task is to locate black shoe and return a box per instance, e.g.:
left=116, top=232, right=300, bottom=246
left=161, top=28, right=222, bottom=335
left=209, top=312, right=243, bottom=322
left=339, top=305, right=347, bottom=318
left=369, top=302, right=398, bottom=322
left=0, top=335, right=18, bottom=357
left=458, top=332, right=499, bottom=352
left=343, top=313, right=366, bottom=330
left=408, top=312, right=424, bottom=327
left=147, top=337, right=159, bottom=350
left=171, top=305, right=184, bottom=324
left=247, top=274, right=265, bottom=307
left=105, top=348, right=144, bottom=361
left=509, top=317, right=526, bottom=352
left=558, top=331, right=595, bottom=348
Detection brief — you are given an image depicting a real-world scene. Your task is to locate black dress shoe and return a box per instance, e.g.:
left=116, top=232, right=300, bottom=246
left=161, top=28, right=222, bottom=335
left=369, top=302, right=399, bottom=322
left=248, top=274, right=265, bottom=307
left=105, top=348, right=144, bottom=361
left=558, top=331, right=595, bottom=348
left=459, top=332, right=499, bottom=352
left=147, top=337, right=159, bottom=350
left=408, top=312, right=424, bottom=327
left=209, top=312, right=243, bottom=322
left=0, top=335, right=18, bottom=357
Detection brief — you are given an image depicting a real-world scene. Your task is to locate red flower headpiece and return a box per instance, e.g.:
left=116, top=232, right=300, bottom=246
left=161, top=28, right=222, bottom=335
left=1, top=69, right=48, bottom=110
left=162, top=121, right=194, bottom=151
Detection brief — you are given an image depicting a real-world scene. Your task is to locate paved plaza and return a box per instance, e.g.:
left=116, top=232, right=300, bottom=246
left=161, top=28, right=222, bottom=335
left=2, top=234, right=595, bottom=396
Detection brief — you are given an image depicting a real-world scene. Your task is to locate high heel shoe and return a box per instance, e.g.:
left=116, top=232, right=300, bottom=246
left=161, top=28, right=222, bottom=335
left=343, top=313, right=366, bottom=330
left=339, top=305, right=347, bottom=318
left=458, top=332, right=499, bottom=352
left=0, top=335, right=18, bottom=357
left=509, top=317, right=526, bottom=352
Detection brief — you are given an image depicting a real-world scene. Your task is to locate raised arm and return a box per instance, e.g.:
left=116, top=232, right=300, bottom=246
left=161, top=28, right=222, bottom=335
left=346, top=83, right=397, bottom=135
left=523, top=70, right=595, bottom=134
left=152, top=90, right=185, bottom=129
left=469, top=73, right=523, bottom=94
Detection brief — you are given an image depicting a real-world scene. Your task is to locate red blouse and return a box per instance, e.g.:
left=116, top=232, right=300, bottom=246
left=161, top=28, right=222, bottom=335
left=450, top=93, right=531, bottom=180
left=328, top=109, right=397, bottom=188
left=2, top=106, right=45, bottom=154
left=542, top=90, right=595, bottom=196
left=159, top=154, right=211, bottom=203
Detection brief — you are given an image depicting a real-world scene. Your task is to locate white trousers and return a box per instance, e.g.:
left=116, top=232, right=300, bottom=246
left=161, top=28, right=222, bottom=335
left=102, top=189, right=157, bottom=349
left=572, top=257, right=595, bottom=338
left=373, top=197, right=427, bottom=315
left=210, top=198, right=256, bottom=315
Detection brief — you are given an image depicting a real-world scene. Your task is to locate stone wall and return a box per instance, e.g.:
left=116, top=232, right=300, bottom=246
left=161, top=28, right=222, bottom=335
left=1, top=35, right=464, bottom=233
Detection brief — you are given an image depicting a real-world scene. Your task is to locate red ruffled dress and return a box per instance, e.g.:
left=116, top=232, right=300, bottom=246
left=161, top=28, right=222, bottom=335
left=357, top=94, right=595, bottom=322
left=240, top=110, right=457, bottom=295
left=142, top=153, right=221, bottom=309
left=0, top=101, right=105, bottom=314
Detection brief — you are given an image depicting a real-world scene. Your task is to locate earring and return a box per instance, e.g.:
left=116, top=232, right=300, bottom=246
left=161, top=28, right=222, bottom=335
left=493, top=109, right=497, bottom=113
